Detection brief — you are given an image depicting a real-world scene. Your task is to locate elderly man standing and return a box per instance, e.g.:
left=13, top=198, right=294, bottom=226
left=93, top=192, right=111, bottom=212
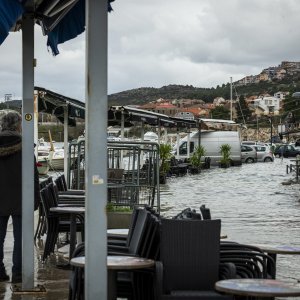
left=0, top=110, right=40, bottom=283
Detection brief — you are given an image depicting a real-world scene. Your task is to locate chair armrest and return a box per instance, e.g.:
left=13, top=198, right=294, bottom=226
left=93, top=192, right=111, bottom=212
left=219, top=262, right=236, bottom=279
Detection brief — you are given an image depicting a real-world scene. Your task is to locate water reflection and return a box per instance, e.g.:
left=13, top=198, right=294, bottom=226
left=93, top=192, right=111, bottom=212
left=160, top=158, right=300, bottom=281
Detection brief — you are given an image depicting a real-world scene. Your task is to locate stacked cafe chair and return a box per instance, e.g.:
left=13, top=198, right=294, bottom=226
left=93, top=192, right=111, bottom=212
left=39, top=183, right=84, bottom=261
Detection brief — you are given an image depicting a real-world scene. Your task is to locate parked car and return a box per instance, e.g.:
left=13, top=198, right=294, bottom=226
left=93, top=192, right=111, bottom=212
left=274, top=145, right=300, bottom=158
left=241, top=141, right=264, bottom=146
left=241, top=145, right=257, bottom=163
left=253, top=145, right=274, bottom=162
left=289, top=142, right=300, bottom=151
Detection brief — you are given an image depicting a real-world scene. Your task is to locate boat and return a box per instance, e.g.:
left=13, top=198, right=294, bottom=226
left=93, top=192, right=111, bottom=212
left=144, top=131, right=158, bottom=142
left=49, top=148, right=65, bottom=170
left=37, top=157, right=50, bottom=175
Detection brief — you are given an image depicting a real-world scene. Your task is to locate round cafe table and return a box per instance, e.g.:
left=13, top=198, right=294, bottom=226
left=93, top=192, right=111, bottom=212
left=215, top=279, right=300, bottom=298
left=71, top=255, right=155, bottom=300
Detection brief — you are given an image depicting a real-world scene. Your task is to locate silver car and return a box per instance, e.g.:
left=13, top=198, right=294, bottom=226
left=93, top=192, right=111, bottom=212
left=253, top=145, right=274, bottom=162
left=241, top=145, right=257, bottom=163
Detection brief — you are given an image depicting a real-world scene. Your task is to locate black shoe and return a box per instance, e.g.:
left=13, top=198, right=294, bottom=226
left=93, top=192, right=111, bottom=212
left=0, top=272, right=9, bottom=282
left=11, top=274, right=22, bottom=283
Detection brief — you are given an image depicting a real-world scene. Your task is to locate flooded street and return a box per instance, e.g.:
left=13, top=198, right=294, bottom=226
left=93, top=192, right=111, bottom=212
left=160, top=158, right=300, bottom=282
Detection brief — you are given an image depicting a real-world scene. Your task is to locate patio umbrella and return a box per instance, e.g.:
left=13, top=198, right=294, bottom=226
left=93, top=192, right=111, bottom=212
left=0, top=0, right=114, bottom=297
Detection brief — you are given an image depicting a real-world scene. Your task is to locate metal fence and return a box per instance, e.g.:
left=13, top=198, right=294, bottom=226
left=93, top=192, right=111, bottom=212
left=67, top=140, right=160, bottom=210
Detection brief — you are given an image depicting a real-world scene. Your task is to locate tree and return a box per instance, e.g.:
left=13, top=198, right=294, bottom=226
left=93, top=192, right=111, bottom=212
left=235, top=95, right=252, bottom=124
left=210, top=106, right=230, bottom=120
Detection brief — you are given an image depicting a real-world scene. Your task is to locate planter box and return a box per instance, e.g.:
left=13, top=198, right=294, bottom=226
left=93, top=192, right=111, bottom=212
left=219, top=161, right=230, bottom=168
left=189, top=167, right=201, bottom=174
left=107, top=212, right=132, bottom=229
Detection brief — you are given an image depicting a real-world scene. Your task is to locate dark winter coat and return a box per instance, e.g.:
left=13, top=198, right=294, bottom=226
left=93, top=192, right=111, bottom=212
left=0, top=131, right=40, bottom=216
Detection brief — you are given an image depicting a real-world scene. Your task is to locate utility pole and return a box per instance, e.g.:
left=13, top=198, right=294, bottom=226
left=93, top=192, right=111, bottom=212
left=230, top=77, right=233, bottom=121
left=4, top=93, right=12, bottom=108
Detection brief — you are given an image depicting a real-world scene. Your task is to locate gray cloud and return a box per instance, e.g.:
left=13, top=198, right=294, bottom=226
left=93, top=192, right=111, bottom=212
left=0, top=0, right=300, bottom=101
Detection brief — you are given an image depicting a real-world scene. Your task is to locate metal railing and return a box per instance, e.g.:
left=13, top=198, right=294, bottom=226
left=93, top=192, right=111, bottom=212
left=67, top=140, right=160, bottom=210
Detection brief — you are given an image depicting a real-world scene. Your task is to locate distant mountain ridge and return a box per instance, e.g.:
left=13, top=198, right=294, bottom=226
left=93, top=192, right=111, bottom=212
left=108, top=61, right=300, bottom=106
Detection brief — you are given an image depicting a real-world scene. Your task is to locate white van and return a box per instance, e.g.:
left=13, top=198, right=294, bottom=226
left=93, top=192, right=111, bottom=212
left=173, top=130, right=242, bottom=166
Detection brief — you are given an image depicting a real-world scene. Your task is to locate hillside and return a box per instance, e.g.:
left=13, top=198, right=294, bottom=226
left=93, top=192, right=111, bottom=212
left=108, top=77, right=300, bottom=106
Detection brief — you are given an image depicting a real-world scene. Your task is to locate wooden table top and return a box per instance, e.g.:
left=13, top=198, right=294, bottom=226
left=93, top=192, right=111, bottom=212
left=70, top=256, right=155, bottom=270
left=215, top=279, right=300, bottom=297
left=252, top=244, right=300, bottom=255
left=50, top=206, right=85, bottom=214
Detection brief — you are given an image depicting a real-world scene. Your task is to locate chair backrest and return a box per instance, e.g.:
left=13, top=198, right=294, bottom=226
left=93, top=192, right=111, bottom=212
left=126, top=207, right=142, bottom=245
left=55, top=174, right=66, bottom=192
left=128, top=209, right=150, bottom=255
left=160, top=218, right=221, bottom=292
left=140, top=214, right=160, bottom=259
left=40, top=187, right=55, bottom=218
left=200, top=204, right=211, bottom=220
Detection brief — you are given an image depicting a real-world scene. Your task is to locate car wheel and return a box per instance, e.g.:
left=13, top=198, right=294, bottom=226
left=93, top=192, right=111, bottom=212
left=245, top=157, right=255, bottom=163
left=264, top=157, right=273, bottom=162
left=275, top=154, right=280, bottom=158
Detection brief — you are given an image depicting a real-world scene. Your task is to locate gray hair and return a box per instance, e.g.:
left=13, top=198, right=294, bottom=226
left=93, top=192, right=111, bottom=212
left=0, top=110, right=22, bottom=132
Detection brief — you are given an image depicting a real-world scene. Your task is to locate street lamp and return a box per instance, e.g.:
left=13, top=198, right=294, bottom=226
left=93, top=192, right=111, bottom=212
left=266, top=105, right=274, bottom=145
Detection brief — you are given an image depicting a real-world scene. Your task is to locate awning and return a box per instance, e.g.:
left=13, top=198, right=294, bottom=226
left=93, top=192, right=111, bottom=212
left=0, top=0, right=114, bottom=55
left=0, top=0, right=24, bottom=44
left=36, top=86, right=85, bottom=126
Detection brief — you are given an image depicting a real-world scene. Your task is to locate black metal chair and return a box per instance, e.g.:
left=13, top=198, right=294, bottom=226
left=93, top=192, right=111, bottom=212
left=220, top=242, right=276, bottom=279
left=40, top=184, right=84, bottom=261
left=55, top=173, right=85, bottom=196
left=68, top=242, right=85, bottom=300
left=108, top=208, right=151, bottom=256
left=155, top=218, right=233, bottom=299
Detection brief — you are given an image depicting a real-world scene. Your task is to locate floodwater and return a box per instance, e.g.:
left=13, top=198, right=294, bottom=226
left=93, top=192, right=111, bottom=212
left=160, top=158, right=300, bottom=283
left=1, top=158, right=300, bottom=299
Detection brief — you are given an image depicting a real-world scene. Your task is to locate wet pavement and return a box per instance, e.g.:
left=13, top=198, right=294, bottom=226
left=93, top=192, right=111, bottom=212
left=0, top=221, right=70, bottom=300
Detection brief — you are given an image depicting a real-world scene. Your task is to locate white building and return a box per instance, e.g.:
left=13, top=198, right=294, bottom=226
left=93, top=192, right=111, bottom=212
left=252, top=96, right=280, bottom=115
left=175, top=111, right=195, bottom=120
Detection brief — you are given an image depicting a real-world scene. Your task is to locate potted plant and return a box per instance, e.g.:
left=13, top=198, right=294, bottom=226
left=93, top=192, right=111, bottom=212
left=219, top=144, right=231, bottom=168
left=189, top=145, right=206, bottom=174
left=159, top=143, right=172, bottom=184
left=106, top=203, right=133, bottom=229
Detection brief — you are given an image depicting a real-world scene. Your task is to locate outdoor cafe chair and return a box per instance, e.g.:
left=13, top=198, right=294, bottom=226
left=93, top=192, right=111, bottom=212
left=155, top=218, right=234, bottom=299
left=55, top=174, right=85, bottom=196
left=68, top=242, right=85, bottom=300
left=40, top=185, right=84, bottom=261
left=220, top=242, right=276, bottom=279
left=107, top=207, right=142, bottom=247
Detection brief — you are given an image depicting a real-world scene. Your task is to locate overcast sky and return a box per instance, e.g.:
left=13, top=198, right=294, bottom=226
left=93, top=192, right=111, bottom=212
left=0, top=0, right=300, bottom=101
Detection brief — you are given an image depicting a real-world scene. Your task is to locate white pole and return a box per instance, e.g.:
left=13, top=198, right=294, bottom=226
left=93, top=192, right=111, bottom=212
left=230, top=77, right=233, bottom=121
left=85, top=0, right=107, bottom=299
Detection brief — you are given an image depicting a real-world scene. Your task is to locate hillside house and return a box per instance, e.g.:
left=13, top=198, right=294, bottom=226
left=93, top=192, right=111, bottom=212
left=250, top=96, right=280, bottom=115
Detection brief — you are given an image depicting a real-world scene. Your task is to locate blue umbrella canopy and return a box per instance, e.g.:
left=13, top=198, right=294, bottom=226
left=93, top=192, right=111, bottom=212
left=0, top=0, right=114, bottom=55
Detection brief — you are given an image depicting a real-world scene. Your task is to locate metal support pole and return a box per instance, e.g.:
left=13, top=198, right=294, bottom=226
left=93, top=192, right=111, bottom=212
left=198, top=119, right=202, bottom=148
left=64, top=107, right=68, bottom=179
left=187, top=129, right=191, bottom=158
left=230, top=77, right=233, bottom=121
left=270, top=117, right=273, bottom=146
left=21, top=11, right=35, bottom=289
left=85, top=0, right=107, bottom=299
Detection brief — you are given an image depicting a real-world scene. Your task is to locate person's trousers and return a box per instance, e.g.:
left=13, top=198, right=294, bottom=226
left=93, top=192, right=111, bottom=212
left=0, top=215, right=22, bottom=275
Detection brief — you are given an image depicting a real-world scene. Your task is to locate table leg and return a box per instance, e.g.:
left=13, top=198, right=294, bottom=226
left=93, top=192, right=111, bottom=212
left=107, top=269, right=117, bottom=300
left=268, top=253, right=277, bottom=279
left=69, top=214, right=76, bottom=259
